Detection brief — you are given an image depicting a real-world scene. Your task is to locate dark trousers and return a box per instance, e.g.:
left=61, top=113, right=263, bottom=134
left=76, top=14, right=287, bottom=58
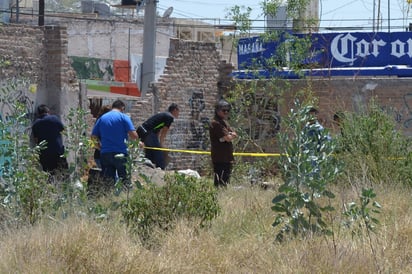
left=213, top=162, right=232, bottom=187
left=39, top=152, right=68, bottom=174
left=144, top=132, right=166, bottom=170
left=100, top=152, right=128, bottom=185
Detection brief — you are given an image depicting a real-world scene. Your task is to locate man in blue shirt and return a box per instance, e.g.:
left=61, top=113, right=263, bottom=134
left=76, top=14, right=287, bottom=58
left=32, top=104, right=68, bottom=174
left=137, top=103, right=179, bottom=170
left=91, top=100, right=138, bottom=186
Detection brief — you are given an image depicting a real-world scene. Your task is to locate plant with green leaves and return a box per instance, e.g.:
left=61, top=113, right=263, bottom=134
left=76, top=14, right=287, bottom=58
left=122, top=173, right=220, bottom=244
left=343, top=188, right=381, bottom=237
left=272, top=99, right=341, bottom=242
left=0, top=96, right=54, bottom=225
left=343, top=187, right=382, bottom=272
left=0, top=81, right=92, bottom=225
left=335, top=98, right=412, bottom=186
left=64, top=107, right=92, bottom=181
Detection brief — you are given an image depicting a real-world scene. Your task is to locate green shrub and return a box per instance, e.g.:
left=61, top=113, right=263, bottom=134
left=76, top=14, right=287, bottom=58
left=0, top=99, right=55, bottom=225
left=272, top=99, right=341, bottom=241
left=336, top=99, right=412, bottom=186
left=0, top=81, right=89, bottom=226
left=122, top=173, right=220, bottom=242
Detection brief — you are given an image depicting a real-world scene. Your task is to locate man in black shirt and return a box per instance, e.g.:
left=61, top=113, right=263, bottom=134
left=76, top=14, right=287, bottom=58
left=32, top=104, right=68, bottom=174
left=137, top=103, right=179, bottom=169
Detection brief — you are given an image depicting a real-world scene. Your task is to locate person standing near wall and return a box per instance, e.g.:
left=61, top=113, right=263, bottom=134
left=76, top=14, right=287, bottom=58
left=91, top=100, right=138, bottom=187
left=93, top=104, right=112, bottom=169
left=209, top=99, right=237, bottom=187
left=32, top=104, right=68, bottom=174
left=137, top=103, right=179, bottom=170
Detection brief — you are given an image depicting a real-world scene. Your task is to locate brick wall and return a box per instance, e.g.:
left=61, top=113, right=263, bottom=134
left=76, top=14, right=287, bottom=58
left=0, top=24, right=81, bottom=120
left=277, top=78, right=412, bottom=136
left=146, top=39, right=222, bottom=170
left=0, top=24, right=44, bottom=81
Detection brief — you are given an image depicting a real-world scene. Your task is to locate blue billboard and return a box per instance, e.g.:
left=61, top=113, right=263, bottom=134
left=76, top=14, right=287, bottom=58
left=236, top=31, right=412, bottom=78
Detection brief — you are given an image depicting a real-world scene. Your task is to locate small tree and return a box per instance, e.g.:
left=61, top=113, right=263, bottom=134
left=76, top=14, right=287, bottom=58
left=272, top=99, right=341, bottom=241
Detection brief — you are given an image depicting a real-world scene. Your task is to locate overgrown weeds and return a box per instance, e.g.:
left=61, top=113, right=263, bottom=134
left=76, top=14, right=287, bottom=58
left=122, top=173, right=220, bottom=246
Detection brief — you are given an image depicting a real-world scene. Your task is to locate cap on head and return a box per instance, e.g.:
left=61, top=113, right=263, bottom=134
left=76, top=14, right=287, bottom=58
left=215, top=99, right=231, bottom=111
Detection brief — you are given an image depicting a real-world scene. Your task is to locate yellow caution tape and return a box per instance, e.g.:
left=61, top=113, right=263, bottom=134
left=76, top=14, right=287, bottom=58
left=143, top=146, right=283, bottom=157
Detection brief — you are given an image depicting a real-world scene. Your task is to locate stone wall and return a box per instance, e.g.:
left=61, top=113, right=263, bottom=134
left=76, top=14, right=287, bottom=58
left=0, top=24, right=81, bottom=121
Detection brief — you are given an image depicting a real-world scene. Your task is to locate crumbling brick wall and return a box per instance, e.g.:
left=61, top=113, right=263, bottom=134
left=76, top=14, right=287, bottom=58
left=0, top=24, right=81, bottom=121
left=145, top=39, right=222, bottom=171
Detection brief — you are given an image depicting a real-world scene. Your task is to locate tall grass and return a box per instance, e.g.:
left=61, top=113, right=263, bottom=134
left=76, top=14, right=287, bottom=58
left=0, top=183, right=411, bottom=273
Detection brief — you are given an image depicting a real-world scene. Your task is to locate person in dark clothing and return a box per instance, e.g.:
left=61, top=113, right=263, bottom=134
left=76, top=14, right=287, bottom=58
left=209, top=99, right=237, bottom=187
left=32, top=104, right=68, bottom=173
left=137, top=103, right=179, bottom=170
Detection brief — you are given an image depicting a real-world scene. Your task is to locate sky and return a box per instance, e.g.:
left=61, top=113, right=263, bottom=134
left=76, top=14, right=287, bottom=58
left=156, top=0, right=412, bottom=32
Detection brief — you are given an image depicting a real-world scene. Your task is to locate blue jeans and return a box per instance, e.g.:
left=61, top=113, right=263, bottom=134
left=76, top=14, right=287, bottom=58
left=144, top=132, right=165, bottom=170
left=100, top=152, right=128, bottom=185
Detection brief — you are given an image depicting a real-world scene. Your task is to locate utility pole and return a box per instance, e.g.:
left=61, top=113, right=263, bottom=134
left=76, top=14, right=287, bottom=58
left=15, top=0, right=19, bottom=23
left=38, top=0, right=44, bottom=26
left=141, top=0, right=156, bottom=97
left=388, top=0, right=390, bottom=32
left=373, top=0, right=376, bottom=32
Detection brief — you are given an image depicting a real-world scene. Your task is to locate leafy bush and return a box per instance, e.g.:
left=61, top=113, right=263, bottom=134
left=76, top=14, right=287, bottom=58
left=272, top=99, right=341, bottom=241
left=0, top=80, right=90, bottom=226
left=122, top=173, right=220, bottom=242
left=336, top=99, right=412, bottom=186
left=0, top=97, right=55, bottom=225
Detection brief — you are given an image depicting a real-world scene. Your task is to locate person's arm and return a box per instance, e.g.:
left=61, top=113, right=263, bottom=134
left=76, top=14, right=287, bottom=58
left=220, top=130, right=237, bottom=142
left=128, top=130, right=138, bottom=140
left=159, top=127, right=169, bottom=147
left=159, top=126, right=169, bottom=147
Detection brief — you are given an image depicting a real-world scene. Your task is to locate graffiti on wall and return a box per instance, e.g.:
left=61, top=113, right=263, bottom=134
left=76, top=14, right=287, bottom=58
left=0, top=83, right=35, bottom=174
left=70, top=56, right=114, bottom=81
left=400, top=94, right=412, bottom=130
left=188, top=89, right=206, bottom=120
left=233, top=92, right=280, bottom=140
left=187, top=89, right=209, bottom=150
left=0, top=84, right=35, bottom=123
left=381, top=93, right=412, bottom=133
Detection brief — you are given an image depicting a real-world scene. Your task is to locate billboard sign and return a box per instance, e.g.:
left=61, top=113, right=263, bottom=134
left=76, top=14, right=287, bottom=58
left=237, top=31, right=412, bottom=70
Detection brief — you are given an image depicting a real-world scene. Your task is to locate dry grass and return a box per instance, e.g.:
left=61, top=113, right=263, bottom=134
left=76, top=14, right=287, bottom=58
left=0, top=183, right=411, bottom=273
